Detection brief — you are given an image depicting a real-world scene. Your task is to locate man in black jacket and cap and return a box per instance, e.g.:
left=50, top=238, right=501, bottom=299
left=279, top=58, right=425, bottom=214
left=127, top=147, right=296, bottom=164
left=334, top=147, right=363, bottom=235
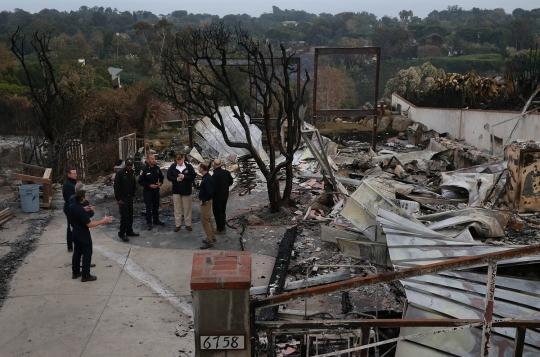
left=114, top=158, right=139, bottom=241
left=62, top=168, right=77, bottom=252
left=167, top=153, right=196, bottom=232
left=211, top=159, right=233, bottom=234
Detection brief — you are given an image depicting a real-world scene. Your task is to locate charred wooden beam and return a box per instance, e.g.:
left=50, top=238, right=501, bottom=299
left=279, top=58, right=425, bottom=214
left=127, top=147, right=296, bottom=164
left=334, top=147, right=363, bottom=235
left=257, top=226, right=297, bottom=321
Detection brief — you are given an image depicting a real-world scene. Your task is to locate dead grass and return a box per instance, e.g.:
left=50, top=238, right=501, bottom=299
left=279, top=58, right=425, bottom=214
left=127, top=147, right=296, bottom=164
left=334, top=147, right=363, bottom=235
left=316, top=122, right=372, bottom=137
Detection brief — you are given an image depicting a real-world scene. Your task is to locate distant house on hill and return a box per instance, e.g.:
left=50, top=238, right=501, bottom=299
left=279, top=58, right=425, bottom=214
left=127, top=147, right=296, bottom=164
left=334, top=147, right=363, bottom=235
left=282, top=21, right=298, bottom=26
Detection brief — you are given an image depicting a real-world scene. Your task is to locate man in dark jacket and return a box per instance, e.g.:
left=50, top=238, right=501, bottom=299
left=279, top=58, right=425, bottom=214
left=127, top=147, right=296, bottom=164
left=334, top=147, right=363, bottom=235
left=114, top=158, right=139, bottom=241
left=69, top=190, right=113, bottom=282
left=68, top=181, right=96, bottom=269
left=211, top=159, right=233, bottom=234
left=138, top=154, right=165, bottom=230
left=62, top=168, right=77, bottom=252
left=198, top=163, right=215, bottom=249
left=167, top=153, right=196, bottom=232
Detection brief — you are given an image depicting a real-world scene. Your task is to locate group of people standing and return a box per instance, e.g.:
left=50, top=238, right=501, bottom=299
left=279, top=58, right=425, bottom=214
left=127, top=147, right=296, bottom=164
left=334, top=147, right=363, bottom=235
left=61, top=152, right=234, bottom=281
left=166, top=153, right=233, bottom=249
left=113, top=152, right=232, bottom=249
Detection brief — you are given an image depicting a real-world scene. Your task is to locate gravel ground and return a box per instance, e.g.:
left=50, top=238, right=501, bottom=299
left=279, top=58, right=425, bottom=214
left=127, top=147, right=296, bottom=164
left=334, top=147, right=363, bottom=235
left=0, top=211, right=52, bottom=309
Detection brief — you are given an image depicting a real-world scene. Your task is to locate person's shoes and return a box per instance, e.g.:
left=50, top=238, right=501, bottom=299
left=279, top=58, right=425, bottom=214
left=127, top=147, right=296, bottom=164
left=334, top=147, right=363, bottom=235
left=126, top=231, right=140, bottom=237
left=90, top=264, right=96, bottom=268
left=201, top=237, right=217, bottom=243
left=147, top=224, right=153, bottom=231
left=200, top=242, right=214, bottom=249
left=186, top=226, right=193, bottom=231
left=118, top=233, right=130, bottom=242
left=174, top=226, right=181, bottom=232
left=154, top=220, right=165, bottom=226
left=216, top=230, right=226, bottom=235
left=72, top=272, right=81, bottom=279
left=81, top=274, right=97, bottom=282
left=68, top=248, right=73, bottom=253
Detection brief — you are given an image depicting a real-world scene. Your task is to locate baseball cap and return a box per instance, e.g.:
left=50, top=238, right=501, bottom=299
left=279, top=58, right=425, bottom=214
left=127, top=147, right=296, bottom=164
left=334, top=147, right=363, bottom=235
left=125, top=158, right=134, bottom=166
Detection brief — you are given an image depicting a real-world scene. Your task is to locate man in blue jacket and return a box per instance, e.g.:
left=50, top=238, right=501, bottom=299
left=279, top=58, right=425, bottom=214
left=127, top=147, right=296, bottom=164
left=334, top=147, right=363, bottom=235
left=198, top=163, right=215, bottom=249
left=167, top=153, right=196, bottom=232
left=138, top=154, right=165, bottom=230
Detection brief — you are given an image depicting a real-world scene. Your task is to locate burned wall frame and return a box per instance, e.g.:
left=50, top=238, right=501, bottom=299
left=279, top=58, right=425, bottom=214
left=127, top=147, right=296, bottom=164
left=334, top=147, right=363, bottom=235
left=312, top=47, right=381, bottom=149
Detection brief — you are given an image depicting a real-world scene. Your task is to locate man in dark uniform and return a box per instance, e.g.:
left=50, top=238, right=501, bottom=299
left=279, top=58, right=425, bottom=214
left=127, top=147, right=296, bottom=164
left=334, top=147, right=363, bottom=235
left=138, top=153, right=165, bottom=230
left=167, top=153, right=196, bottom=232
left=62, top=168, right=77, bottom=252
left=69, top=190, right=113, bottom=282
left=68, top=182, right=96, bottom=269
left=114, top=158, right=140, bottom=241
left=198, top=163, right=215, bottom=249
left=211, top=159, right=233, bottom=234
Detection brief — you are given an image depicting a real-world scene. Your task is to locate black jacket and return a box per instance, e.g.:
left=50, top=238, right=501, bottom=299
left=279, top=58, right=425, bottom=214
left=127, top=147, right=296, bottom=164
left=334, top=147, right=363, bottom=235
left=166, top=162, right=196, bottom=196
left=212, top=167, right=233, bottom=201
left=198, top=172, right=214, bottom=204
left=114, top=168, right=137, bottom=200
left=138, top=163, right=164, bottom=190
left=62, top=178, right=76, bottom=211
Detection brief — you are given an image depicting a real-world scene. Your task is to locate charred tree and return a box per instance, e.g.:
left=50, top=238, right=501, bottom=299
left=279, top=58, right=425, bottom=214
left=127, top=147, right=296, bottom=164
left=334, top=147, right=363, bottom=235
left=9, top=28, right=79, bottom=179
left=159, top=22, right=309, bottom=212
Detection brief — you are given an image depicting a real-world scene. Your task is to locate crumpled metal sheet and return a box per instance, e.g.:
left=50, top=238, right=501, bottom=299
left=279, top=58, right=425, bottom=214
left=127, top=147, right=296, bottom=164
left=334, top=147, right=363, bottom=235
left=194, top=106, right=269, bottom=162
left=372, top=150, right=440, bottom=167
left=376, top=209, right=540, bottom=357
left=447, top=161, right=507, bottom=175
left=425, top=214, right=505, bottom=237
left=419, top=208, right=512, bottom=238
left=340, top=179, right=420, bottom=241
left=440, top=172, right=496, bottom=207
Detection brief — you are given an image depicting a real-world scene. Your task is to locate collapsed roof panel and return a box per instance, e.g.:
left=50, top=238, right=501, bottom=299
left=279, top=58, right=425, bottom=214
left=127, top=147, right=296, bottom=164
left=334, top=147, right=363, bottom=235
left=193, top=106, right=269, bottom=162
left=377, top=209, right=540, bottom=356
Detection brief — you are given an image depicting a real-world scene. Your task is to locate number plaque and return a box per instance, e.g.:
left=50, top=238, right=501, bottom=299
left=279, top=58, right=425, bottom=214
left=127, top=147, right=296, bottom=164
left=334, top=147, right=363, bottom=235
left=200, top=334, right=245, bottom=350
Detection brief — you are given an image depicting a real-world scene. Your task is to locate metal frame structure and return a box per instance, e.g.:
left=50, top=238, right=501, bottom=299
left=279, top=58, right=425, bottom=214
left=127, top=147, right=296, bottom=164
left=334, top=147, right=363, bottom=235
left=250, top=243, right=540, bottom=357
left=312, top=47, right=381, bottom=150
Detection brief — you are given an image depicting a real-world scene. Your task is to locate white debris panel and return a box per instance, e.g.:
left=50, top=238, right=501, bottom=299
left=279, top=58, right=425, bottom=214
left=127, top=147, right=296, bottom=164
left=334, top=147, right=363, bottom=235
left=194, top=106, right=269, bottom=162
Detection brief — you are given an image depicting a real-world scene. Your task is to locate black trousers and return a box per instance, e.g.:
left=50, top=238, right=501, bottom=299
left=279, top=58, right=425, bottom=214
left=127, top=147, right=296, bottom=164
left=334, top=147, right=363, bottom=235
left=212, top=198, right=228, bottom=231
left=143, top=189, right=160, bottom=224
left=63, top=207, right=73, bottom=250
left=72, top=230, right=92, bottom=277
left=118, top=195, right=134, bottom=235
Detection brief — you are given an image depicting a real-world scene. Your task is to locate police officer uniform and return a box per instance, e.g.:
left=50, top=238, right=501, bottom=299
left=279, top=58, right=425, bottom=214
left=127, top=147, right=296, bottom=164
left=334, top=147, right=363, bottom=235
left=114, top=158, right=139, bottom=241
left=69, top=201, right=94, bottom=281
left=138, top=161, right=165, bottom=229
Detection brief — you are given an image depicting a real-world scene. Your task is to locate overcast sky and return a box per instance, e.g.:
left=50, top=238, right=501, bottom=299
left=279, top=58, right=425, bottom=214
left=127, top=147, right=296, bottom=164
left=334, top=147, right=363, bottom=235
left=1, top=0, right=538, bottom=18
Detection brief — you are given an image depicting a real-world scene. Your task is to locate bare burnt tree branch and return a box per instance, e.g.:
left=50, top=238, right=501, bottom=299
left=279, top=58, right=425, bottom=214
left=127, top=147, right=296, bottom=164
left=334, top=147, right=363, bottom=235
left=159, top=22, right=309, bottom=212
left=10, top=27, right=82, bottom=180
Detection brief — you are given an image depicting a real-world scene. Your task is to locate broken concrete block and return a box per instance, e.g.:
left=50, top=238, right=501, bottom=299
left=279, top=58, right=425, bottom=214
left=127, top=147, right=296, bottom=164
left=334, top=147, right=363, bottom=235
left=391, top=116, right=414, bottom=131
left=378, top=116, right=393, bottom=130
left=247, top=215, right=264, bottom=225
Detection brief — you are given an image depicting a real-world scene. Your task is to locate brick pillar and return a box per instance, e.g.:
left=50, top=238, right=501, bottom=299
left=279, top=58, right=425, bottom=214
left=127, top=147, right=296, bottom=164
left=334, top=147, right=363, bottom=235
left=191, top=251, right=252, bottom=357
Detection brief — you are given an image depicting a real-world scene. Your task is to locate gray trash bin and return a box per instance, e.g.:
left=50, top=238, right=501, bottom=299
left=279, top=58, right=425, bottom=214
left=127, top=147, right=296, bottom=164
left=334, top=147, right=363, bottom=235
left=20, top=184, right=40, bottom=213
